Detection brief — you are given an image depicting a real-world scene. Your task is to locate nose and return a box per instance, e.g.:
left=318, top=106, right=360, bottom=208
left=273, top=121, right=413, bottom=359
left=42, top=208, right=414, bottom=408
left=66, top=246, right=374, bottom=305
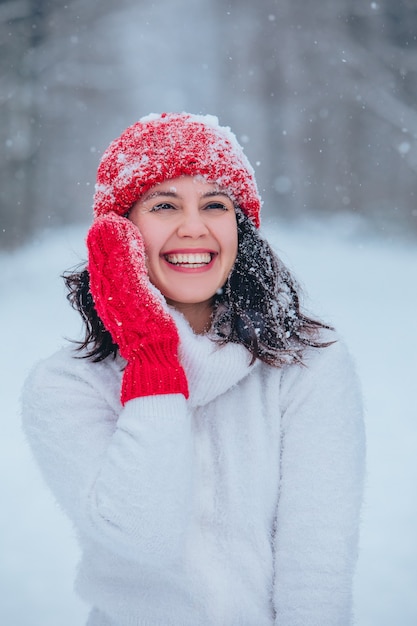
left=177, top=206, right=209, bottom=238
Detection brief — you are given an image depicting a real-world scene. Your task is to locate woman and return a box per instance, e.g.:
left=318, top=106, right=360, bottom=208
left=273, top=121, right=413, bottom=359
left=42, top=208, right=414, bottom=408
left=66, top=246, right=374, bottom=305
left=22, top=112, right=365, bottom=625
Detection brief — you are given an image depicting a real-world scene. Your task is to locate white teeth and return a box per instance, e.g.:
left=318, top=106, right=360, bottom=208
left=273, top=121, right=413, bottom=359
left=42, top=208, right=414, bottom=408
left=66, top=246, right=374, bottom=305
left=165, top=252, right=212, bottom=266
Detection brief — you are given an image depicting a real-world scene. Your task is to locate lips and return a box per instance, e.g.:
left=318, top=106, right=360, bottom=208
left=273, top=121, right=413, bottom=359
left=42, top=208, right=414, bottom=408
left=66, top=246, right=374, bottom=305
left=164, top=252, right=214, bottom=268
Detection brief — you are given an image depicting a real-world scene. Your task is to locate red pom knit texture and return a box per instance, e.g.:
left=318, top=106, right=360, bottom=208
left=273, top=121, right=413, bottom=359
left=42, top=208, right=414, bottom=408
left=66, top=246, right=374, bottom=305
left=87, top=213, right=189, bottom=404
left=93, top=112, right=261, bottom=228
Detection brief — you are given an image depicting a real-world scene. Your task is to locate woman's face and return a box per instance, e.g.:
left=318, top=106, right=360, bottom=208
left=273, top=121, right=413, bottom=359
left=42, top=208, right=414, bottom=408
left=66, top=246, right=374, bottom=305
left=129, top=176, right=238, bottom=314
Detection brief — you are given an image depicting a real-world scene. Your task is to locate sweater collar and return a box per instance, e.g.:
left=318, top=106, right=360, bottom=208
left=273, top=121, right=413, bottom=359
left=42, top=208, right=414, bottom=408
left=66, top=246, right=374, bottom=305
left=169, top=308, right=258, bottom=408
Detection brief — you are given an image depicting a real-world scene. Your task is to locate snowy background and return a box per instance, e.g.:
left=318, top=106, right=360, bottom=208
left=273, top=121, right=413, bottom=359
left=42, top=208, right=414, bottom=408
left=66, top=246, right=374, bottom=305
left=2, top=0, right=417, bottom=623
left=1, top=216, right=416, bottom=625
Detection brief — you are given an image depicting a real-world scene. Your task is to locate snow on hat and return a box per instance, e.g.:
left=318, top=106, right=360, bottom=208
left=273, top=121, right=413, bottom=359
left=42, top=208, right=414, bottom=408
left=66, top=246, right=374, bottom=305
left=93, top=112, right=262, bottom=228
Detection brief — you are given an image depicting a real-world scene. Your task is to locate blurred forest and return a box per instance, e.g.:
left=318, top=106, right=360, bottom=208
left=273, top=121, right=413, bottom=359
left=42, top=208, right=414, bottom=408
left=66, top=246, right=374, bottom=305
left=1, top=0, right=417, bottom=250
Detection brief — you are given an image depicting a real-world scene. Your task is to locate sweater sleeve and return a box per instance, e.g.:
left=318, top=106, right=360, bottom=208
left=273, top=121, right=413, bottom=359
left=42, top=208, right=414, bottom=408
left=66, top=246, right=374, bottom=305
left=274, top=338, right=366, bottom=626
left=21, top=349, right=194, bottom=568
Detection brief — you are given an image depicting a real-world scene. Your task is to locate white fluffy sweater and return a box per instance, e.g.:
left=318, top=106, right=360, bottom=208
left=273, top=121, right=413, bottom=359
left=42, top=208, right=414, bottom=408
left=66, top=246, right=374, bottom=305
left=21, top=311, right=365, bottom=626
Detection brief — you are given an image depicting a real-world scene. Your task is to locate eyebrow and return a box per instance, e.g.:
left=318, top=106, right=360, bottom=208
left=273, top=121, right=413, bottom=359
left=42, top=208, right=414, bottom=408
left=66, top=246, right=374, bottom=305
left=142, top=191, right=177, bottom=202
left=142, top=189, right=232, bottom=202
left=201, top=191, right=232, bottom=199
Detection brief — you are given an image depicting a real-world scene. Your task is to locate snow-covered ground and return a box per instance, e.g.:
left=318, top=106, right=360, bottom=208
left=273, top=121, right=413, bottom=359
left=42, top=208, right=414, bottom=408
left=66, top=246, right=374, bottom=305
left=1, top=217, right=416, bottom=625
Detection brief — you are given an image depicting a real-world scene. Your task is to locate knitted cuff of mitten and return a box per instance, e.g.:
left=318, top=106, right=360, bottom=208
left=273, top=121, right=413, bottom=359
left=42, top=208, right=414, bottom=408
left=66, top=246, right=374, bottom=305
left=121, top=337, right=189, bottom=405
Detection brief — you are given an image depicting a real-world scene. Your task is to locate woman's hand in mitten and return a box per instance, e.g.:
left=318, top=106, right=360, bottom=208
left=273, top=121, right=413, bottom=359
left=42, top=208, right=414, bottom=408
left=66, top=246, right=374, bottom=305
left=86, top=213, right=189, bottom=404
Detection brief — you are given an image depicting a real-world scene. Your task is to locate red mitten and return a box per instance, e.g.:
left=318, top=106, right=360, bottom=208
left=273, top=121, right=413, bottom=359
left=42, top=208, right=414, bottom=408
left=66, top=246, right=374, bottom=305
left=86, top=213, right=189, bottom=404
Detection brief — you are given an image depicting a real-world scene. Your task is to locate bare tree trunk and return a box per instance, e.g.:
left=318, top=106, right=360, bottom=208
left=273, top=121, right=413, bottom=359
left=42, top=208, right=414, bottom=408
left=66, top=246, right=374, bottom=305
left=0, top=0, right=46, bottom=248
left=0, top=0, right=132, bottom=250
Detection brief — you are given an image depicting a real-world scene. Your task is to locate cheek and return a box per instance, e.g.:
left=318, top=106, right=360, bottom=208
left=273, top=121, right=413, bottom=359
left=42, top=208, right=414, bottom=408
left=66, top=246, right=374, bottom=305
left=220, top=232, right=238, bottom=282
left=132, top=222, right=161, bottom=264
left=220, top=215, right=238, bottom=253
left=142, top=243, right=160, bottom=278
left=228, top=229, right=239, bottom=263
left=129, top=229, right=160, bottom=280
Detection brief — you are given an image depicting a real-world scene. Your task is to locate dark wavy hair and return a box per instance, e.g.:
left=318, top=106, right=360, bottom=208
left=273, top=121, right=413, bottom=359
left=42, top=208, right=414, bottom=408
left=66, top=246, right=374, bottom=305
left=63, top=210, right=333, bottom=367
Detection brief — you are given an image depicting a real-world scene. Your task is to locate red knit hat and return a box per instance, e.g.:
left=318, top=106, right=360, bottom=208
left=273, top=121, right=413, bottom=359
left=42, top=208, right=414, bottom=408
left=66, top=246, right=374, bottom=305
left=93, top=112, right=261, bottom=228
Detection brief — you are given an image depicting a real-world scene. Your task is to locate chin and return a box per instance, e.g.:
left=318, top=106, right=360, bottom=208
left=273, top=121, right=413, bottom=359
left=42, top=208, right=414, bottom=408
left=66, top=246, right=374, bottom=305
left=165, top=293, right=215, bottom=307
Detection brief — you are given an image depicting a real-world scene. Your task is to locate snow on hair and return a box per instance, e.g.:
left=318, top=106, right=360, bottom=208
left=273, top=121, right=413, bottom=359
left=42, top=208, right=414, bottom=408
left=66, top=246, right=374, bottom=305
left=211, top=210, right=333, bottom=366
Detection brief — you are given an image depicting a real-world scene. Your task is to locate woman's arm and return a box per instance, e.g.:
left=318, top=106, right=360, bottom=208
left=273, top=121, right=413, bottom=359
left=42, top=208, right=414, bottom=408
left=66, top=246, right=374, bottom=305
left=274, top=338, right=365, bottom=626
left=21, top=352, right=193, bottom=568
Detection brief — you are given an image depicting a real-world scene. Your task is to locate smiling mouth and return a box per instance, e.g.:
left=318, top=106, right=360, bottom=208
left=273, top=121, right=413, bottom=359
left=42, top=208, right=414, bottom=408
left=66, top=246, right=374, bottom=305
left=164, top=252, right=214, bottom=268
